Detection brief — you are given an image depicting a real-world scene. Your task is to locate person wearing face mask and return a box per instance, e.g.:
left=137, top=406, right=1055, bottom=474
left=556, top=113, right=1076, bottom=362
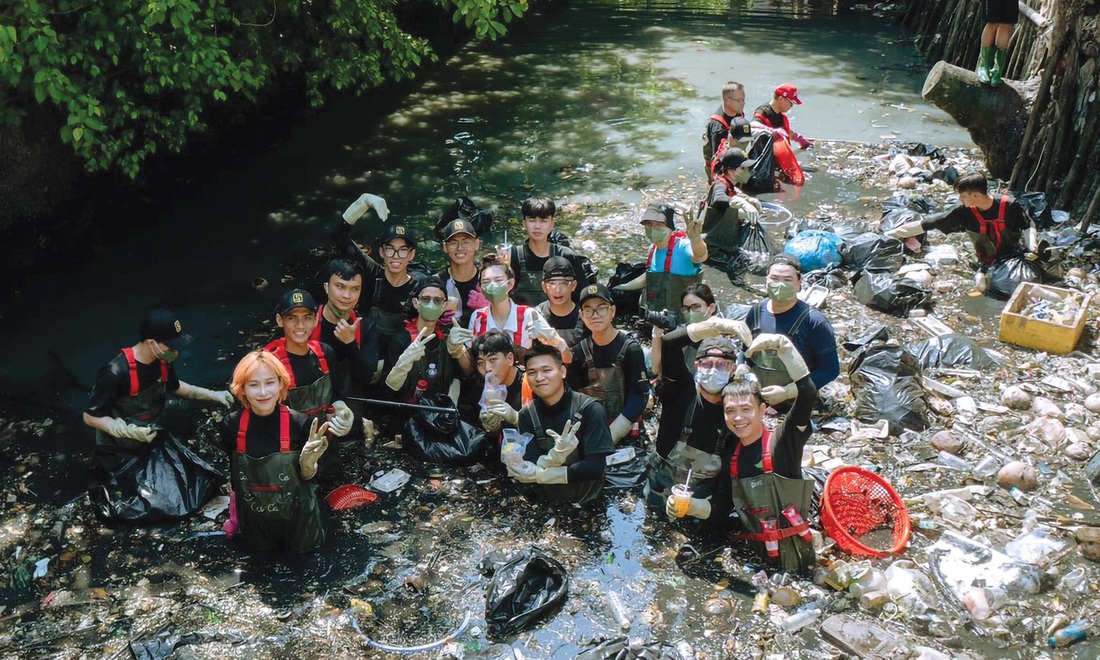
left=385, top=278, right=462, bottom=405
left=703, top=148, right=764, bottom=253
left=651, top=284, right=724, bottom=385
left=644, top=337, right=741, bottom=511
left=670, top=334, right=818, bottom=573
left=745, top=254, right=839, bottom=410
left=508, top=196, right=591, bottom=306
left=83, top=310, right=232, bottom=522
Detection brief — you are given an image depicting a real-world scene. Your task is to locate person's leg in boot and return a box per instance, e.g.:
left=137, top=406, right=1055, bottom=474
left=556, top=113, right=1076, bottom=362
left=976, top=23, right=995, bottom=84
left=990, top=23, right=1012, bottom=87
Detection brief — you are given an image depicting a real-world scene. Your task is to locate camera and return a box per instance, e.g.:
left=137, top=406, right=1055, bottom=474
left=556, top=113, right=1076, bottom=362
left=644, top=309, right=679, bottom=331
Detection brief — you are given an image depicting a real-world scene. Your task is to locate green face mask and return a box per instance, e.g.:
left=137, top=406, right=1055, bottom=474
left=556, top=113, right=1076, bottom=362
left=684, top=310, right=709, bottom=325
left=153, top=346, right=179, bottom=363
left=418, top=301, right=444, bottom=322
left=645, top=226, right=670, bottom=244
left=483, top=281, right=511, bottom=303
left=767, top=282, right=797, bottom=304
left=735, top=168, right=753, bottom=185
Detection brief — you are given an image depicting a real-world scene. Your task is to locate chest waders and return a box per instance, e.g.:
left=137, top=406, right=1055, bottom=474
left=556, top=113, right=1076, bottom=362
left=511, top=244, right=554, bottom=306
left=702, top=179, right=743, bottom=251
left=747, top=302, right=811, bottom=390
left=405, top=327, right=454, bottom=401
left=265, top=339, right=339, bottom=481
left=578, top=336, right=637, bottom=422
left=95, top=348, right=169, bottom=469
left=645, top=233, right=700, bottom=323
left=965, top=195, right=1012, bottom=264
left=728, top=428, right=815, bottom=573
left=368, top=274, right=410, bottom=339
left=644, top=395, right=727, bottom=509
left=524, top=396, right=600, bottom=504
left=232, top=406, right=324, bottom=554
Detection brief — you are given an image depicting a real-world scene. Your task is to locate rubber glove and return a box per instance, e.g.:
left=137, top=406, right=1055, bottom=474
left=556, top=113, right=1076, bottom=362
left=772, top=127, right=789, bottom=141
left=884, top=220, right=925, bottom=240
left=299, top=418, right=331, bottom=479
left=343, top=193, right=390, bottom=224
left=536, top=467, right=569, bottom=485
left=686, top=317, right=722, bottom=342
left=1024, top=251, right=1039, bottom=262
left=508, top=460, right=539, bottom=483
left=537, top=420, right=580, bottom=468
left=104, top=417, right=157, bottom=442
left=447, top=326, right=474, bottom=358
left=793, top=134, right=813, bottom=149
left=480, top=410, right=503, bottom=432
left=385, top=329, right=428, bottom=391
left=746, top=333, right=809, bottom=382
left=761, top=383, right=798, bottom=406
left=609, top=415, right=633, bottom=443
left=712, top=318, right=753, bottom=348
left=190, top=386, right=235, bottom=408
left=732, top=196, right=759, bottom=224
left=328, top=401, right=354, bottom=437
left=486, top=400, right=519, bottom=426
left=526, top=312, right=566, bottom=350
left=666, top=495, right=712, bottom=520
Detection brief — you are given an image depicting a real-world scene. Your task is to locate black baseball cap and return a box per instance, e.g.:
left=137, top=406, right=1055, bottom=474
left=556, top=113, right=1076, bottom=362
left=278, top=289, right=317, bottom=315
left=696, top=336, right=738, bottom=361
left=640, top=202, right=676, bottom=230
left=729, top=117, right=752, bottom=140
left=441, top=219, right=478, bottom=241
left=140, top=309, right=192, bottom=350
left=716, top=147, right=756, bottom=172
left=543, top=256, right=576, bottom=281
left=769, top=253, right=803, bottom=275
left=579, top=283, right=614, bottom=305
left=376, top=224, right=417, bottom=249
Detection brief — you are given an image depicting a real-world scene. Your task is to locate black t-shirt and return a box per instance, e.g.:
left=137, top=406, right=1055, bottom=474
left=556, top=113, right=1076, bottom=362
left=332, top=220, right=424, bottom=316
left=220, top=407, right=312, bottom=458
left=704, top=106, right=743, bottom=163
left=707, top=178, right=736, bottom=212
left=511, top=242, right=591, bottom=295
left=385, top=326, right=455, bottom=398
left=567, top=332, right=649, bottom=396
left=518, top=389, right=613, bottom=482
left=753, top=103, right=786, bottom=131
left=85, top=351, right=181, bottom=417
left=657, top=326, right=697, bottom=399
left=922, top=195, right=1030, bottom=260
left=313, top=311, right=380, bottom=389
left=280, top=342, right=346, bottom=403
left=535, top=301, right=588, bottom=343
left=504, top=367, right=525, bottom=410
left=655, top=390, right=725, bottom=458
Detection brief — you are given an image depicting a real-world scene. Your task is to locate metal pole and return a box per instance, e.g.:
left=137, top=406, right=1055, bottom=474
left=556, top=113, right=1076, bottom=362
left=343, top=396, right=458, bottom=415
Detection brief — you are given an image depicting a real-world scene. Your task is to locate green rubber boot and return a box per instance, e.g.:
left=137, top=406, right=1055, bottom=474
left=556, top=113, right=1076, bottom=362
left=976, top=46, right=994, bottom=84
left=990, top=48, right=1008, bottom=87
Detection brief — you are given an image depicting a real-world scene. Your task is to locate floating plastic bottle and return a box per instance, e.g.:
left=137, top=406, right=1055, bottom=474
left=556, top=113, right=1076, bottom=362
left=780, top=606, right=821, bottom=633
left=1048, top=621, right=1088, bottom=648
left=606, top=591, right=632, bottom=630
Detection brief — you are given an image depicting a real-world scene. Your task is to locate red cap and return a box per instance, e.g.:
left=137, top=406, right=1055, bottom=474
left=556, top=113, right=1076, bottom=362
left=774, top=83, right=803, bottom=105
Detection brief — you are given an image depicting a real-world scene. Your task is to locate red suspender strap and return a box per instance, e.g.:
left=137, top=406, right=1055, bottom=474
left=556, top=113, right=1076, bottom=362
left=646, top=243, right=657, bottom=269
left=236, top=408, right=251, bottom=453
left=516, top=306, right=527, bottom=345
left=969, top=196, right=1008, bottom=251
left=755, top=111, right=772, bottom=128
left=279, top=405, right=290, bottom=452
left=159, top=359, right=168, bottom=383
left=121, top=348, right=140, bottom=396
left=710, top=114, right=730, bottom=130
left=264, top=340, right=297, bottom=388
left=309, top=319, right=321, bottom=342
left=308, top=340, right=329, bottom=374
left=730, top=426, right=775, bottom=479
left=646, top=233, right=686, bottom=274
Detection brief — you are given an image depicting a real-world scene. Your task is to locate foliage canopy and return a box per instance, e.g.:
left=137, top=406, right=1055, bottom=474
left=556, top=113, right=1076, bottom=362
left=0, top=0, right=528, bottom=178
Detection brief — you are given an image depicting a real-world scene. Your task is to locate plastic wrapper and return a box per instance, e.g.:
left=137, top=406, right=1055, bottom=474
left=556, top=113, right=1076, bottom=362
left=842, top=233, right=905, bottom=272
left=853, top=271, right=932, bottom=316
left=784, top=230, right=844, bottom=272
left=1011, top=191, right=1054, bottom=230
left=574, top=637, right=679, bottom=659
left=845, top=326, right=927, bottom=434
left=986, top=253, right=1046, bottom=300
left=908, top=333, right=999, bottom=370
left=403, top=393, right=489, bottom=466
left=482, top=548, right=569, bottom=638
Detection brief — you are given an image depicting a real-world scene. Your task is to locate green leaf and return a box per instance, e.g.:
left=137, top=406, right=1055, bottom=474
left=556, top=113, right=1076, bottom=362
left=72, top=126, right=83, bottom=142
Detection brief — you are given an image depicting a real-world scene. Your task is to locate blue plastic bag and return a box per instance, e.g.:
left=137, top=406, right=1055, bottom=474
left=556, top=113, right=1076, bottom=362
left=784, top=230, right=843, bottom=272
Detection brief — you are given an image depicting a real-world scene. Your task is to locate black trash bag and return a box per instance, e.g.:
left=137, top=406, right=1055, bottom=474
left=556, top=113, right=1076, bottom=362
left=932, top=165, right=959, bottom=187
left=738, top=219, right=777, bottom=275
left=403, top=392, right=489, bottom=466
left=852, top=270, right=932, bottom=316
left=829, top=220, right=875, bottom=242
left=1011, top=191, right=1055, bottom=230
left=841, top=233, right=905, bottom=272
left=88, top=434, right=222, bottom=523
left=131, top=631, right=252, bottom=660
left=986, top=253, right=1046, bottom=300
left=802, top=264, right=849, bottom=290
left=909, top=333, right=999, bottom=371
left=434, top=196, right=493, bottom=239
left=575, top=254, right=600, bottom=285
left=548, top=229, right=572, bottom=247
left=883, top=194, right=936, bottom=215
left=741, top=132, right=778, bottom=194
left=907, top=143, right=945, bottom=161
left=574, top=637, right=679, bottom=660
left=607, top=262, right=646, bottom=318
left=604, top=450, right=648, bottom=491
left=846, top=325, right=927, bottom=434
left=483, top=548, right=569, bottom=638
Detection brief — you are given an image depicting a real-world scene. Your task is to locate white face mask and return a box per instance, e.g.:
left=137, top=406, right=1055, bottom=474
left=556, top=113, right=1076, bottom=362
left=694, top=367, right=731, bottom=394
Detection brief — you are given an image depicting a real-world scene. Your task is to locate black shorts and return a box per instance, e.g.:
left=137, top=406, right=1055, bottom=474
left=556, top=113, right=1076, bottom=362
left=983, top=0, right=1018, bottom=24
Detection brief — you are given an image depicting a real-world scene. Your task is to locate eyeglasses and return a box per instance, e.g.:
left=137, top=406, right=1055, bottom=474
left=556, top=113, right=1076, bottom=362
left=445, top=238, right=476, bottom=250
left=381, top=245, right=413, bottom=258
left=681, top=304, right=707, bottom=315
left=580, top=304, right=612, bottom=319
left=544, top=279, right=574, bottom=289
left=418, top=296, right=446, bottom=305
left=696, top=358, right=733, bottom=371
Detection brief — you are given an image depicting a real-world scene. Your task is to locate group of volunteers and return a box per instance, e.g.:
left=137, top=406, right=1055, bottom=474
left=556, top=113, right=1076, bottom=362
left=82, top=76, right=1038, bottom=572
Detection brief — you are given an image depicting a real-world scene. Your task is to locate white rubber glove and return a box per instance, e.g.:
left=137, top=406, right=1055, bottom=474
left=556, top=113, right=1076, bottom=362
left=732, top=196, right=759, bottom=224
left=536, top=466, right=569, bottom=485
left=712, top=318, right=753, bottom=348
left=508, top=460, right=539, bottom=483
left=609, top=415, right=633, bottom=443
left=343, top=193, right=390, bottom=224
left=299, top=418, right=331, bottom=480
left=104, top=417, right=157, bottom=442
left=328, top=401, right=354, bottom=438
left=486, top=400, right=519, bottom=427
left=666, top=495, right=712, bottom=520
left=686, top=317, right=721, bottom=342
left=884, top=220, right=925, bottom=240
left=746, top=333, right=809, bottom=382
left=190, top=386, right=235, bottom=408
left=537, top=420, right=580, bottom=468
left=385, top=329, right=428, bottom=391
left=526, top=312, right=567, bottom=350
left=761, top=383, right=798, bottom=406
left=480, top=410, right=503, bottom=432
left=447, top=326, right=474, bottom=358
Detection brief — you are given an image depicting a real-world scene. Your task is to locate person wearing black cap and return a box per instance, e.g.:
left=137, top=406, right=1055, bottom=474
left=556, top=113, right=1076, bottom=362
left=703, top=82, right=749, bottom=182
left=494, top=342, right=612, bottom=504
left=507, top=196, right=590, bottom=306
left=566, top=284, right=649, bottom=444
left=384, top=277, right=461, bottom=404
left=535, top=257, right=587, bottom=348
left=438, top=218, right=484, bottom=327
left=703, top=147, right=764, bottom=252
left=644, top=336, right=740, bottom=511
left=82, top=310, right=232, bottom=521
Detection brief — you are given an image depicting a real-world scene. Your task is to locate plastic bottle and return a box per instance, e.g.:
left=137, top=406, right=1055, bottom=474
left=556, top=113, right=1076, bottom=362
left=937, top=451, right=972, bottom=472
left=780, top=606, right=821, bottom=633
left=426, top=363, right=439, bottom=390
left=760, top=519, right=780, bottom=558
left=606, top=591, right=632, bottom=630
left=1048, top=621, right=1088, bottom=648
left=415, top=379, right=429, bottom=396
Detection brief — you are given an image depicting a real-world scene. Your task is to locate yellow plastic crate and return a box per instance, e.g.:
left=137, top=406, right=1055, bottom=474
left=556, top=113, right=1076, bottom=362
left=999, top=282, right=1092, bottom=354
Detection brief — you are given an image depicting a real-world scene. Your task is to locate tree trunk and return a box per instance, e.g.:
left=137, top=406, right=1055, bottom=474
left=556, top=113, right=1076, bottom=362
left=921, top=61, right=1029, bottom=179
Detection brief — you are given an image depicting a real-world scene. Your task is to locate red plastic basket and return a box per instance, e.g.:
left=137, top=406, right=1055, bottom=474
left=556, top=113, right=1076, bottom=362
left=820, top=466, right=910, bottom=558
left=325, top=484, right=380, bottom=511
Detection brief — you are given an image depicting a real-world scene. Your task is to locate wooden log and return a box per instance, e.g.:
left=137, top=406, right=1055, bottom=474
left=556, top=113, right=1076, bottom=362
left=1018, top=0, right=1047, bottom=27
left=922, top=61, right=1029, bottom=179
left=1077, top=180, right=1100, bottom=236
left=1009, top=25, right=1071, bottom=188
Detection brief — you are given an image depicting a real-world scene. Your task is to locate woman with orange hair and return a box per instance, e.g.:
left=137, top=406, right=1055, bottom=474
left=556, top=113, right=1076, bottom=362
left=222, top=350, right=331, bottom=553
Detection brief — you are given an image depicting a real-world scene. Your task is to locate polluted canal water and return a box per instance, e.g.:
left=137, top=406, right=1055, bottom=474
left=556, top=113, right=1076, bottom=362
left=8, top=1, right=1100, bottom=659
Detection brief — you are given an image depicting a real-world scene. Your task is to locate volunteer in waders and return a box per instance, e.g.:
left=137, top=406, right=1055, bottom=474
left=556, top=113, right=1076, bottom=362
left=222, top=351, right=331, bottom=554
left=884, top=172, right=1039, bottom=295
left=751, top=83, right=813, bottom=150
left=651, top=283, right=722, bottom=381
left=644, top=336, right=744, bottom=511
left=385, top=277, right=462, bottom=405
left=535, top=257, right=587, bottom=348
left=264, top=289, right=356, bottom=480
left=507, top=196, right=590, bottom=305
left=437, top=218, right=484, bottom=327
left=491, top=342, right=613, bottom=505
left=82, top=310, right=231, bottom=522
left=702, top=81, right=748, bottom=181
left=704, top=148, right=764, bottom=253
left=745, top=254, right=839, bottom=409
left=670, top=334, right=818, bottom=573
left=312, top=258, right=380, bottom=394
left=566, top=284, right=650, bottom=445
left=615, top=202, right=706, bottom=324
left=471, top=330, right=529, bottom=434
